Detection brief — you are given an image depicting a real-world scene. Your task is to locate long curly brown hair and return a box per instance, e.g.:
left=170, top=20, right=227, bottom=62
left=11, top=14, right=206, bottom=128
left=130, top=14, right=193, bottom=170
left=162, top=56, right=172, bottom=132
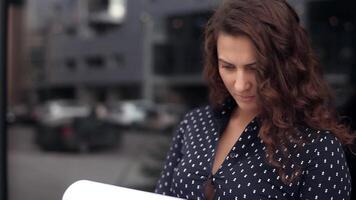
left=203, top=0, right=354, bottom=184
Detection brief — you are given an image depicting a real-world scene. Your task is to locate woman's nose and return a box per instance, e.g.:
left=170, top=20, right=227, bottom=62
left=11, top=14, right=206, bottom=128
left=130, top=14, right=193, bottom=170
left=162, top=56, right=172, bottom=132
left=233, top=70, right=251, bottom=92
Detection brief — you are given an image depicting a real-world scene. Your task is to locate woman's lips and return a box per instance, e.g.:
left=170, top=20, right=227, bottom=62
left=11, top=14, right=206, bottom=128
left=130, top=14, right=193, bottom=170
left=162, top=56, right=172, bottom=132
left=237, top=95, right=255, bottom=102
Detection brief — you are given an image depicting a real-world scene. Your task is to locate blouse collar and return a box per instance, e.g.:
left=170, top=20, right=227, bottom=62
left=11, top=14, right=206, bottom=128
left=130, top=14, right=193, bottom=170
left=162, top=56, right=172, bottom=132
left=211, top=96, right=261, bottom=138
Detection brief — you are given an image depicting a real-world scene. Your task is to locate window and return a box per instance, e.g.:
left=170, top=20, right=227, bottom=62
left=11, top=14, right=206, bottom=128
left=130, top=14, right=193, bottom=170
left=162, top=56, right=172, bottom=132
left=114, top=54, right=125, bottom=68
left=85, top=55, right=105, bottom=69
left=65, top=58, right=77, bottom=70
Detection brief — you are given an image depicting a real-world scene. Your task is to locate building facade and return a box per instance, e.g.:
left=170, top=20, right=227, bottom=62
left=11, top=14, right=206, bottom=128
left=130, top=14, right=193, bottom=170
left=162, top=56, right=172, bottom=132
left=24, top=0, right=355, bottom=108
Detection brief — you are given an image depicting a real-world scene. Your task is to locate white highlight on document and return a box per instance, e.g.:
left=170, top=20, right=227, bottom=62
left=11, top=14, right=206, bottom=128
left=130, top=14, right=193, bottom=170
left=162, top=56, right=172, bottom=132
left=62, top=180, right=184, bottom=200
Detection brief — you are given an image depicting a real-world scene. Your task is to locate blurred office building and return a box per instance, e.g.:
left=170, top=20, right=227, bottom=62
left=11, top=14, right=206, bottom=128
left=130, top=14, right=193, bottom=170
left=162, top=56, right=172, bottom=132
left=23, top=0, right=217, bottom=108
left=17, top=0, right=355, bottom=109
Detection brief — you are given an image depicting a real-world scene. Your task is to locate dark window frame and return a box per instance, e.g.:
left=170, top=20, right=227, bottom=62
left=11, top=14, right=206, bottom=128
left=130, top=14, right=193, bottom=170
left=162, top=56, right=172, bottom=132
left=1, top=0, right=8, bottom=199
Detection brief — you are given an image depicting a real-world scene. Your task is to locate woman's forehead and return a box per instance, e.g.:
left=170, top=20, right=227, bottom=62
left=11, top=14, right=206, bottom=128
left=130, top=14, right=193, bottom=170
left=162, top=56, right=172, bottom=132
left=217, top=33, right=257, bottom=65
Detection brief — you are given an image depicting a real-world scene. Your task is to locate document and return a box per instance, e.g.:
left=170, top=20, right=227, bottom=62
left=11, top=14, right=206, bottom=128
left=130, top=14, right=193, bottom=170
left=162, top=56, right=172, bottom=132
left=63, top=180, right=184, bottom=200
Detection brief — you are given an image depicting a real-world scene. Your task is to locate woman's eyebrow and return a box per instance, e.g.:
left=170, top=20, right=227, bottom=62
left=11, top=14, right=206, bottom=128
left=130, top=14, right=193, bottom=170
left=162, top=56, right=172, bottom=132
left=218, top=58, right=257, bottom=67
left=218, top=58, right=235, bottom=66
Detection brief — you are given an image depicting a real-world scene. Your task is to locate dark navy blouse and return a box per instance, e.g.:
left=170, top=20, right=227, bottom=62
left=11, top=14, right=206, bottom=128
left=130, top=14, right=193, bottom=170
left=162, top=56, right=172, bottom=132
left=154, top=99, right=351, bottom=200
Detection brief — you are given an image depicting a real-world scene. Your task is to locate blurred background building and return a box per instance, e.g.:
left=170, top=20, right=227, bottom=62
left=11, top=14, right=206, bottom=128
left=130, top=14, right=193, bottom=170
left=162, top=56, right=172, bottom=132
left=6, top=0, right=356, bottom=199
left=10, top=0, right=355, bottom=109
left=22, top=0, right=217, bottom=108
left=11, top=0, right=219, bottom=111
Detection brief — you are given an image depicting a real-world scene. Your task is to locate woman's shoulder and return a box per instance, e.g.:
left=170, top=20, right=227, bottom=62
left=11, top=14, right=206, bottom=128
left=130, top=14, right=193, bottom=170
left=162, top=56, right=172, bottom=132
left=298, top=127, right=343, bottom=148
left=296, top=127, right=346, bottom=160
left=180, top=105, right=214, bottom=121
left=173, top=105, right=215, bottom=133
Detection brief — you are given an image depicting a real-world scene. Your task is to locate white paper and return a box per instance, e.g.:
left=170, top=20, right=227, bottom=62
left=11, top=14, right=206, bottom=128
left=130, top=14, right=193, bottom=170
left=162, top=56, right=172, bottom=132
left=62, top=180, right=185, bottom=200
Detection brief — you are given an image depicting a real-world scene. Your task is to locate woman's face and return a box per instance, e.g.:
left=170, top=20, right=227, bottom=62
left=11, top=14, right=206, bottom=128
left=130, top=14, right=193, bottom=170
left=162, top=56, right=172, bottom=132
left=217, top=33, right=260, bottom=114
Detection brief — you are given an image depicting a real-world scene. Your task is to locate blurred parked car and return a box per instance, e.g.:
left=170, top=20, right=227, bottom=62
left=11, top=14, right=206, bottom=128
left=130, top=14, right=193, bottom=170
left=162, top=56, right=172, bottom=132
left=106, top=100, right=151, bottom=128
left=144, top=103, right=187, bottom=132
left=106, top=100, right=186, bottom=132
left=34, top=100, right=120, bottom=152
left=34, top=100, right=91, bottom=126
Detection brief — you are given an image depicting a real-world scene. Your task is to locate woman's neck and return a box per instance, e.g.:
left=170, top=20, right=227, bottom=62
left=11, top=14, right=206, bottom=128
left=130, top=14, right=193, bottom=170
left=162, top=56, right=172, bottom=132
left=232, top=107, right=259, bottom=123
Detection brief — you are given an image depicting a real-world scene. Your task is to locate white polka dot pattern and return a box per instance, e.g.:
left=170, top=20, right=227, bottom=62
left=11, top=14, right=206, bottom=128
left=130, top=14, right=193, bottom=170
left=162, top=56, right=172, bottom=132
left=154, top=102, right=351, bottom=200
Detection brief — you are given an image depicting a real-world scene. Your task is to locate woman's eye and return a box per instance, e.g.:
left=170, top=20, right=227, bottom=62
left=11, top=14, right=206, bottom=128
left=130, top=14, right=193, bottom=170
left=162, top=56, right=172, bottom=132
left=245, top=65, right=257, bottom=71
left=221, top=65, right=234, bottom=70
left=246, top=66, right=255, bottom=71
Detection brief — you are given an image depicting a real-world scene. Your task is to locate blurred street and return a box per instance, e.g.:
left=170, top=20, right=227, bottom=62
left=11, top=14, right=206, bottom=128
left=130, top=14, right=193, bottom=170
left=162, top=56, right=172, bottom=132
left=8, top=124, right=171, bottom=200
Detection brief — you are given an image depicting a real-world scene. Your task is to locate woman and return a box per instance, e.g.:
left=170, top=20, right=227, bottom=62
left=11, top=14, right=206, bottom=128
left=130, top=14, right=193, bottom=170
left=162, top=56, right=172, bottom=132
left=154, top=0, right=354, bottom=199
